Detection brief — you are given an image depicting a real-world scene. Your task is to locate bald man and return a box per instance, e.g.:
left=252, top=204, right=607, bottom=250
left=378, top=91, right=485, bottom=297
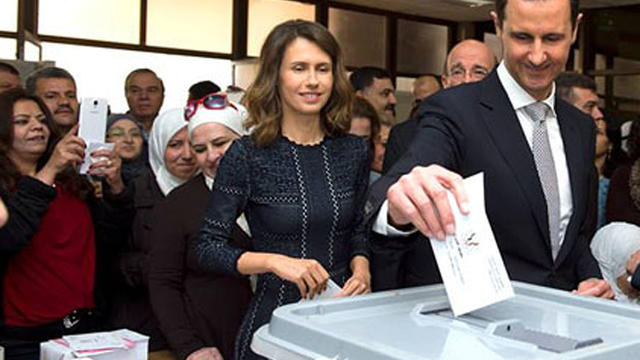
left=385, top=41, right=496, bottom=173
left=442, top=39, right=497, bottom=88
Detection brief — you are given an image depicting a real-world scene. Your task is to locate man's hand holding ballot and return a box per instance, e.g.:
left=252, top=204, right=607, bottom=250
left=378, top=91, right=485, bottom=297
left=386, top=165, right=613, bottom=301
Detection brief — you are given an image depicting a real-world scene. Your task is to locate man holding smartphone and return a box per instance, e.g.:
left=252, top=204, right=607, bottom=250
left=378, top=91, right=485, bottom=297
left=26, top=67, right=79, bottom=133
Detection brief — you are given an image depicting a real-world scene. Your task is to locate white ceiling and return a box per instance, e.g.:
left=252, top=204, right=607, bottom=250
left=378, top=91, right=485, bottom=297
left=333, top=0, right=640, bottom=22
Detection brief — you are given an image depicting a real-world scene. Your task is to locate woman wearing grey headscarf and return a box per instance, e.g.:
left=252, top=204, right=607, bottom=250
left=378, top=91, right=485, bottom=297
left=106, top=113, right=147, bottom=184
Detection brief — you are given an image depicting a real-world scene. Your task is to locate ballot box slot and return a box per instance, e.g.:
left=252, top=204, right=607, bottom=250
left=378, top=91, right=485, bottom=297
left=418, top=307, right=604, bottom=353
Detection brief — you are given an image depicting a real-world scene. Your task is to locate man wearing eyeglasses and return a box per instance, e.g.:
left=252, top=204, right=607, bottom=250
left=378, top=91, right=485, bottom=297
left=125, top=68, right=165, bottom=136
left=441, top=39, right=497, bottom=89
left=384, top=40, right=497, bottom=173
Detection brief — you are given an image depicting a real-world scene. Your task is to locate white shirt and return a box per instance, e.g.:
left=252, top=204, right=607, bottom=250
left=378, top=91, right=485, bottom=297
left=374, top=62, right=573, bottom=246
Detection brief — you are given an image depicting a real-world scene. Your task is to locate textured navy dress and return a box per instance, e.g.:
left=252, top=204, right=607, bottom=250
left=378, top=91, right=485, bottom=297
left=197, top=135, right=370, bottom=360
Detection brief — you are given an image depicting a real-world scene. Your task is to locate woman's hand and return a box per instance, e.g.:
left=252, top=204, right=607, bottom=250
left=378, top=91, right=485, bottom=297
left=267, top=254, right=329, bottom=299
left=337, top=256, right=371, bottom=297
left=186, top=347, right=223, bottom=360
left=88, top=148, right=125, bottom=194
left=35, top=124, right=86, bottom=185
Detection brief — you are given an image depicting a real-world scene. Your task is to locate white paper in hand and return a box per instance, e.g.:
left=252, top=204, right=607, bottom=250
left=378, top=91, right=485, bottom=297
left=300, top=279, right=342, bottom=302
left=79, top=142, right=114, bottom=174
left=429, top=172, right=514, bottom=316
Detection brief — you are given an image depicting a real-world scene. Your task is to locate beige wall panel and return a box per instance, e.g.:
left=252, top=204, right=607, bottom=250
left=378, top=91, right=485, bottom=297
left=397, top=19, right=448, bottom=75
left=328, top=8, right=387, bottom=68
left=247, top=0, right=315, bottom=57
left=147, top=0, right=233, bottom=53
left=0, top=0, right=18, bottom=32
left=38, top=0, right=140, bottom=44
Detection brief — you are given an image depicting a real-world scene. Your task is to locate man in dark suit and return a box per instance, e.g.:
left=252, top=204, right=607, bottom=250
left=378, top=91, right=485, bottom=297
left=367, top=0, right=613, bottom=298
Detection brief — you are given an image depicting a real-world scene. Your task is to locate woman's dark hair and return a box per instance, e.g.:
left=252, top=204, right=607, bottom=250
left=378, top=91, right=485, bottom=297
left=602, top=116, right=631, bottom=178
left=351, top=97, right=381, bottom=158
left=0, top=88, right=90, bottom=198
left=627, top=119, right=640, bottom=161
left=244, top=20, right=354, bottom=147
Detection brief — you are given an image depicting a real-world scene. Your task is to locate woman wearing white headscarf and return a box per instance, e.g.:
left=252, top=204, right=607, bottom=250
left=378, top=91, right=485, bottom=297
left=149, top=108, right=198, bottom=195
left=109, top=108, right=198, bottom=354
left=149, top=97, right=252, bottom=360
left=591, top=222, right=640, bottom=304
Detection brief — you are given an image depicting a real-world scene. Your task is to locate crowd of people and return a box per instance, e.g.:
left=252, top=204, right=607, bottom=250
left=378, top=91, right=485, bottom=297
left=1, top=0, right=640, bottom=359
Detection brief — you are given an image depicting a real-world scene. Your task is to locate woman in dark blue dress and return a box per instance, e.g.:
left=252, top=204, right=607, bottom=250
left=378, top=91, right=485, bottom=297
left=197, top=20, right=371, bottom=360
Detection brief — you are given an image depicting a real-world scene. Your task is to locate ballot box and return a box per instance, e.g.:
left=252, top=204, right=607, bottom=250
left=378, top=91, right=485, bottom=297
left=251, top=281, right=640, bottom=359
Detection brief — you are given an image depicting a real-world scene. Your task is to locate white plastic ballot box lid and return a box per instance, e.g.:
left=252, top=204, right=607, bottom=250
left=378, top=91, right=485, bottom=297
left=251, top=281, right=640, bottom=360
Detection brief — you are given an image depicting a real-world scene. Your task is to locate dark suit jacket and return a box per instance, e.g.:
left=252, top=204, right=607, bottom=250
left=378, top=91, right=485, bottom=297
left=383, top=117, right=420, bottom=174
left=366, top=70, right=601, bottom=291
left=370, top=115, right=437, bottom=291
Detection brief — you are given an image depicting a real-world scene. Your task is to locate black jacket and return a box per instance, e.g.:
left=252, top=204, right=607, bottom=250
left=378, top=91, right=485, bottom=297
left=108, top=166, right=168, bottom=351
left=0, top=175, right=134, bottom=326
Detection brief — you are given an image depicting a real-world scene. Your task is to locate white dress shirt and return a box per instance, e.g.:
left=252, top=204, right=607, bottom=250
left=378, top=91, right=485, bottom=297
left=374, top=62, right=573, bottom=247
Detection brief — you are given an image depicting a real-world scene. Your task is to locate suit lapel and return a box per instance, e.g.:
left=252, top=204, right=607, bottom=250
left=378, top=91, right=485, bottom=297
left=478, top=72, right=550, bottom=248
left=553, top=101, right=583, bottom=265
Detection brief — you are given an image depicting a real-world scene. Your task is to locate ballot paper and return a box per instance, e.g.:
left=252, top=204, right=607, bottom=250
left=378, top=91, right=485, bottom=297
left=300, top=279, right=342, bottom=302
left=430, top=172, right=514, bottom=316
left=63, top=332, right=126, bottom=352
left=41, top=329, right=148, bottom=360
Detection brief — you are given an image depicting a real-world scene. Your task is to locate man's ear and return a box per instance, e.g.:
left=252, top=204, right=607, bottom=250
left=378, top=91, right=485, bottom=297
left=571, top=13, right=583, bottom=44
left=441, top=76, right=450, bottom=89
left=490, top=11, right=503, bottom=37
left=355, top=89, right=364, bottom=97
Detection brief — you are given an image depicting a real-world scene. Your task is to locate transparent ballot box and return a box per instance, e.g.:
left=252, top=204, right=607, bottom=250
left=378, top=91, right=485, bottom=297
left=251, top=281, right=640, bottom=359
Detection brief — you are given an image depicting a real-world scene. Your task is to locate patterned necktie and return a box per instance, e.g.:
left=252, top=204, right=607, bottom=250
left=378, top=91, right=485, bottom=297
left=524, top=102, right=561, bottom=260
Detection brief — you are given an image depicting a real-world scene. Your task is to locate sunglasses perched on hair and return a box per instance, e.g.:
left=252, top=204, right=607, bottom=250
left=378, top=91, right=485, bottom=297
left=184, top=92, right=237, bottom=121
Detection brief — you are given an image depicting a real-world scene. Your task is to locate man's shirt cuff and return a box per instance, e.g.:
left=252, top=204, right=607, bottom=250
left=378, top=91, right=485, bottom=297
left=372, top=200, right=418, bottom=237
